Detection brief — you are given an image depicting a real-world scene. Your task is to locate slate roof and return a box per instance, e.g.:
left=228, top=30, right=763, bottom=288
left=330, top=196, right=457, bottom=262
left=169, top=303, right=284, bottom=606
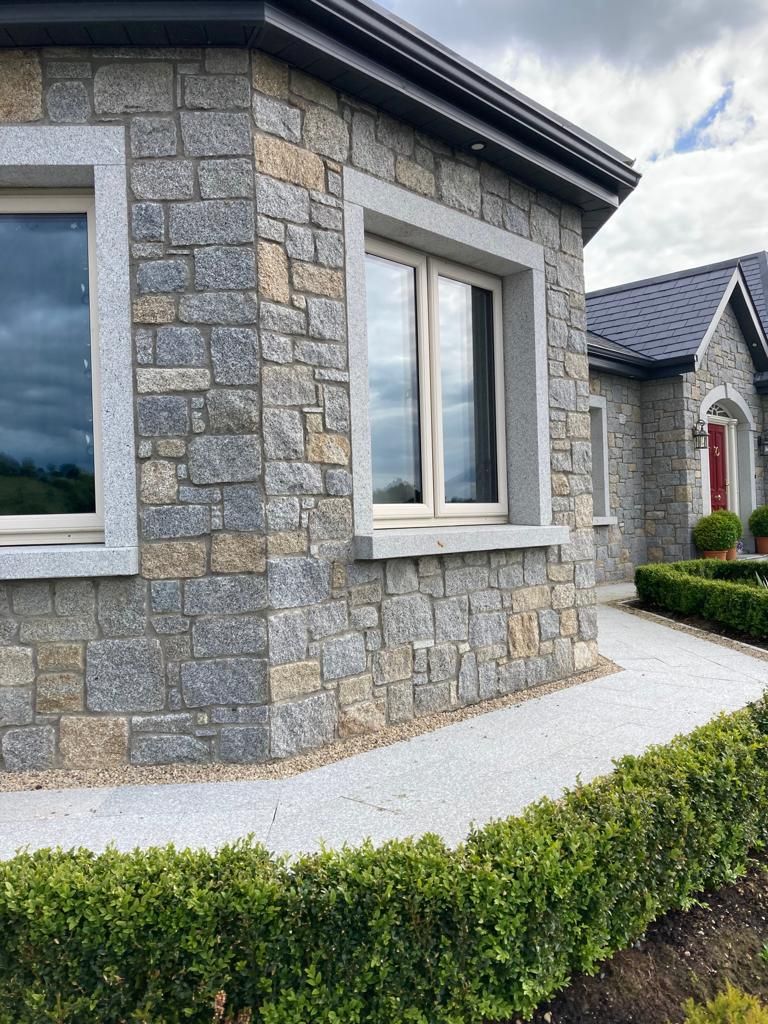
left=587, top=251, right=768, bottom=366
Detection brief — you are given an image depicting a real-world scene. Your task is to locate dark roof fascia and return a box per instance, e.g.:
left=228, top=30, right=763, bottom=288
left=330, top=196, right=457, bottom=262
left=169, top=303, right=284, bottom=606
left=725, top=270, right=768, bottom=373
left=587, top=343, right=694, bottom=380
left=0, top=0, right=641, bottom=239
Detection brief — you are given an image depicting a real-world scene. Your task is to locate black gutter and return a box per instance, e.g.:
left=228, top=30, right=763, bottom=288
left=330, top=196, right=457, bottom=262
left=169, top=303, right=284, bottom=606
left=588, top=344, right=695, bottom=381
left=0, top=0, right=641, bottom=240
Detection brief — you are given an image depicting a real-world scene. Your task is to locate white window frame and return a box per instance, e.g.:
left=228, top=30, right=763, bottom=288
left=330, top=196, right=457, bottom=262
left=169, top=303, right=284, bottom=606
left=366, top=237, right=507, bottom=529
left=0, top=191, right=104, bottom=547
left=589, top=395, right=616, bottom=526
left=0, top=125, right=137, bottom=579
left=345, top=168, right=570, bottom=560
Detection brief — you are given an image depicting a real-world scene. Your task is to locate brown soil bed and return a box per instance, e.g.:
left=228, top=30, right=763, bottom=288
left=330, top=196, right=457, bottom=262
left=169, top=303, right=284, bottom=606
left=631, top=599, right=768, bottom=655
left=515, top=855, right=768, bottom=1024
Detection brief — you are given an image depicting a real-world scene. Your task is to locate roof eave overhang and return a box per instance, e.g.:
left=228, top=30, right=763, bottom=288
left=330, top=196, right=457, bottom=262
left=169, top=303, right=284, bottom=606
left=0, top=0, right=641, bottom=240
left=588, top=348, right=694, bottom=380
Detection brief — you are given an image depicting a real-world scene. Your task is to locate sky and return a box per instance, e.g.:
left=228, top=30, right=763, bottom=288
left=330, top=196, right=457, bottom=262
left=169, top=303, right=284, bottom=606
left=378, top=0, right=768, bottom=291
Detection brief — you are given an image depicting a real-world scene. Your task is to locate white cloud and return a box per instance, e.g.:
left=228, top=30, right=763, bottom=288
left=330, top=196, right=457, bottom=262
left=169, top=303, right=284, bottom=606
left=383, top=0, right=768, bottom=291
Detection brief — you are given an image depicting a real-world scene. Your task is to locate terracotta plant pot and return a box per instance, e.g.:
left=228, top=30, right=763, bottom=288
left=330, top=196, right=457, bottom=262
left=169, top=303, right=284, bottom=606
left=757, top=536, right=768, bottom=555
left=726, top=547, right=738, bottom=561
left=701, top=550, right=728, bottom=560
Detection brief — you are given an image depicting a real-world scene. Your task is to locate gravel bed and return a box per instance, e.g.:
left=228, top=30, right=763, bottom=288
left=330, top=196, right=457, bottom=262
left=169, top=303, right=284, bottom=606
left=0, top=658, right=618, bottom=793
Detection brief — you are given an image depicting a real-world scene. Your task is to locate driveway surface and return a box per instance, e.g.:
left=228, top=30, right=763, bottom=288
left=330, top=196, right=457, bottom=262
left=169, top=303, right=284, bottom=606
left=1, top=584, right=765, bottom=859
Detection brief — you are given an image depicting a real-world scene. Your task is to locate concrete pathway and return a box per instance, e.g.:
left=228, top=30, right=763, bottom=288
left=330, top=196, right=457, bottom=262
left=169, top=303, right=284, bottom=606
left=1, top=584, right=766, bottom=860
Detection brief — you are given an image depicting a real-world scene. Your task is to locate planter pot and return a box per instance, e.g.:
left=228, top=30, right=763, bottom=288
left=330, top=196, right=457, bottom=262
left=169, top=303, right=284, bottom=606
left=701, top=550, right=728, bottom=560
left=726, top=547, right=738, bottom=561
left=757, top=536, right=768, bottom=555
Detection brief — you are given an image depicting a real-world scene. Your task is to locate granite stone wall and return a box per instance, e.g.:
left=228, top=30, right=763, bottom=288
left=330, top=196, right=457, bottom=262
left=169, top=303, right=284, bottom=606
left=0, top=47, right=597, bottom=772
left=589, top=372, right=646, bottom=581
left=592, top=300, right=768, bottom=574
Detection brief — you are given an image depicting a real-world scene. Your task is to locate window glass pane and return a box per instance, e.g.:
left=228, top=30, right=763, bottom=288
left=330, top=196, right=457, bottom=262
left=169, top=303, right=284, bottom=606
left=438, top=276, right=498, bottom=504
left=0, top=212, right=95, bottom=517
left=365, top=253, right=422, bottom=504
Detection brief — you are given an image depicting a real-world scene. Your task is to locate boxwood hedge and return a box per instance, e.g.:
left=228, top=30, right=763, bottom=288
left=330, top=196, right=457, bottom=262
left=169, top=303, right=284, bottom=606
left=635, top=559, right=768, bottom=638
left=2, top=696, right=768, bottom=1024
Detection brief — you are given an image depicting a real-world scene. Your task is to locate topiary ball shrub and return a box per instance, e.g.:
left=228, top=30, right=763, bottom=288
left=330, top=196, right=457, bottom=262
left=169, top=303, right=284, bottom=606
left=712, top=509, right=743, bottom=540
left=682, top=984, right=768, bottom=1023
left=749, top=505, right=768, bottom=538
left=693, top=512, right=741, bottom=554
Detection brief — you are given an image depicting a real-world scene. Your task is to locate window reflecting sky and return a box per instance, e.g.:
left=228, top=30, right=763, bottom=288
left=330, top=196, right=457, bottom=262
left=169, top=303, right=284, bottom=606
left=0, top=212, right=96, bottom=516
left=365, top=253, right=422, bottom=504
left=438, top=277, right=497, bottom=504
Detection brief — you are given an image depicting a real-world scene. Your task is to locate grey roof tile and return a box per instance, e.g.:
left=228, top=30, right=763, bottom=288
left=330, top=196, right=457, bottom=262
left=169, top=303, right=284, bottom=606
left=587, top=251, right=768, bottom=363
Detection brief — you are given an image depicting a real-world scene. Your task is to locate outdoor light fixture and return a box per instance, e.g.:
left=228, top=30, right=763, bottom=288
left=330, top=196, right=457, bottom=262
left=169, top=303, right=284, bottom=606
left=470, top=141, right=486, bottom=151
left=693, top=419, right=709, bottom=450
left=758, top=433, right=768, bottom=457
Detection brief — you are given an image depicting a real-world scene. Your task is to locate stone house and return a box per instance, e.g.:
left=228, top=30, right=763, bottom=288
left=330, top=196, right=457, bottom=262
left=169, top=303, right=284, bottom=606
left=588, top=252, right=768, bottom=581
left=0, top=0, right=638, bottom=772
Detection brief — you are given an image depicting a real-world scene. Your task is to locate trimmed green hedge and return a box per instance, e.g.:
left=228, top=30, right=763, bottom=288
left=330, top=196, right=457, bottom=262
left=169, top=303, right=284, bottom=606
left=3, top=699, right=768, bottom=1023
left=635, top=559, right=768, bottom=638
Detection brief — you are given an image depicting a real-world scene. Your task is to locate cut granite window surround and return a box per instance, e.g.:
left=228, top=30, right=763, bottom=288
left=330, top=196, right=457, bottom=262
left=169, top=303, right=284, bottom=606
left=0, top=125, right=136, bottom=579
left=343, top=168, right=568, bottom=560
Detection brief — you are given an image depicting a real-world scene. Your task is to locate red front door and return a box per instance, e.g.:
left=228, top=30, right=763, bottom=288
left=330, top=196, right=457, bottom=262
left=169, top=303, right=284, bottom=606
left=709, top=423, right=728, bottom=511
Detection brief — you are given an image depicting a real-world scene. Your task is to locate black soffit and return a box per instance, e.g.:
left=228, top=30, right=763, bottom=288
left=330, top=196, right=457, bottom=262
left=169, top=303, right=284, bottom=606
left=0, top=0, right=641, bottom=240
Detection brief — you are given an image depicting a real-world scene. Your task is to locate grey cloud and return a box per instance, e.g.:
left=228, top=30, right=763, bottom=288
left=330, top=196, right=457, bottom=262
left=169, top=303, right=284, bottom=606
left=383, top=0, right=766, bottom=67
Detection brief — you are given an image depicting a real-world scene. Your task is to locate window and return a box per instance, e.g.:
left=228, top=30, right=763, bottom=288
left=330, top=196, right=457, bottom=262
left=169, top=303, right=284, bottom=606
left=0, top=193, right=101, bottom=546
left=589, top=396, right=612, bottom=522
left=365, top=236, right=506, bottom=528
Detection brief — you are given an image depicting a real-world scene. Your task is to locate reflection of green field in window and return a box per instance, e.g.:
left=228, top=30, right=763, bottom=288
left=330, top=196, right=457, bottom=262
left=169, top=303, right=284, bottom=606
left=0, top=455, right=95, bottom=516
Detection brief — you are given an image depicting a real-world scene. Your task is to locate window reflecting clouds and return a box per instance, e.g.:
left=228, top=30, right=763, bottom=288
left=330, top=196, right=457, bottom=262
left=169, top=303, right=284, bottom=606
left=365, top=253, right=422, bottom=504
left=438, top=277, right=498, bottom=504
left=0, top=212, right=96, bottom=516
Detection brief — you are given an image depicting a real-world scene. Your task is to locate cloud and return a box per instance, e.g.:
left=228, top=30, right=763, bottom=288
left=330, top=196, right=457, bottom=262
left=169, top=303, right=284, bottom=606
left=383, top=0, right=768, bottom=290
left=381, top=0, right=766, bottom=67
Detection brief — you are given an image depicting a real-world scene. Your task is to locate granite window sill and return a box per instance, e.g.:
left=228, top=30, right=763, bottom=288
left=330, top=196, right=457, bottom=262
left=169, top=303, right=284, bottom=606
left=354, top=524, right=569, bottom=560
left=0, top=544, right=138, bottom=581
left=592, top=516, right=619, bottom=527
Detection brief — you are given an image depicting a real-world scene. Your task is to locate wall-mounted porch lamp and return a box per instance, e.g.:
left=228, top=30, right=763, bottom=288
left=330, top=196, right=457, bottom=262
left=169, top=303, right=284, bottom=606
left=693, top=418, right=709, bottom=450
left=757, top=433, right=768, bottom=457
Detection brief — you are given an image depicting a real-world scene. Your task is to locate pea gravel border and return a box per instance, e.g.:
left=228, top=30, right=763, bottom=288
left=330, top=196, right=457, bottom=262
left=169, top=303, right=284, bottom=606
left=0, top=657, right=619, bottom=793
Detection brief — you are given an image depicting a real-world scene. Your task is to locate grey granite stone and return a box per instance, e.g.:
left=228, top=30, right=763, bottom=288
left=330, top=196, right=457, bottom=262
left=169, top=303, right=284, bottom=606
left=151, top=580, right=182, bottom=614
left=180, top=112, right=251, bottom=156
left=199, top=158, right=254, bottom=198
left=264, top=462, right=322, bottom=496
left=137, top=396, right=189, bottom=437
left=307, top=298, right=346, bottom=341
left=132, top=202, right=164, bottom=241
left=253, top=94, right=301, bottom=142
left=268, top=557, right=331, bottom=609
left=223, top=485, right=265, bottom=531
left=263, top=408, right=304, bottom=459
left=262, top=365, right=316, bottom=405
left=322, top=632, right=366, bottom=680
left=256, top=177, right=309, bottom=223
left=434, top=596, right=469, bottom=642
left=97, top=578, right=148, bottom=638
left=211, top=327, right=259, bottom=385
left=130, top=116, right=177, bottom=157
left=131, top=160, right=194, bottom=200
left=2, top=726, right=55, bottom=772
left=181, top=657, right=268, bottom=706
left=268, top=609, right=308, bottom=664
left=266, top=497, right=300, bottom=532
left=382, top=594, right=434, bottom=646
left=194, top=247, right=256, bottom=290
left=184, top=575, right=267, bottom=615
left=179, top=291, right=258, bottom=325
left=193, top=616, right=267, bottom=658
left=137, top=259, right=189, bottom=294
left=156, top=327, right=206, bottom=367
left=285, top=225, right=314, bottom=260
left=188, top=435, right=261, bottom=484
left=184, top=75, right=250, bottom=110
left=169, top=201, right=255, bottom=246
left=326, top=469, right=352, bottom=496
left=0, top=688, right=33, bottom=727
left=47, top=80, right=90, bottom=122
left=260, top=302, right=306, bottom=335
left=94, top=63, right=173, bottom=114
left=271, top=691, right=336, bottom=758
left=143, top=504, right=210, bottom=539
left=86, top=639, right=164, bottom=713
left=219, top=721, right=270, bottom=763
left=131, top=735, right=210, bottom=765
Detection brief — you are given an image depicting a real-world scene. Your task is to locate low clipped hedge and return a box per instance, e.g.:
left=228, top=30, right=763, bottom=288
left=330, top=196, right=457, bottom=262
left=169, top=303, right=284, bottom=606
left=3, top=700, right=768, bottom=1023
left=635, top=559, right=768, bottom=638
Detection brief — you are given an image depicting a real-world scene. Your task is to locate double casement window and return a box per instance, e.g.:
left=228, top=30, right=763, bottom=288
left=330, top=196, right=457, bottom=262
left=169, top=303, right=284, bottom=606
left=365, top=237, right=507, bottom=528
left=0, top=193, right=102, bottom=546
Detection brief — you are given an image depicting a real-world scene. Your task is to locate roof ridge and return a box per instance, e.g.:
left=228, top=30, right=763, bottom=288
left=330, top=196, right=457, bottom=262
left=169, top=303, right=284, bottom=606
left=587, top=251, right=767, bottom=299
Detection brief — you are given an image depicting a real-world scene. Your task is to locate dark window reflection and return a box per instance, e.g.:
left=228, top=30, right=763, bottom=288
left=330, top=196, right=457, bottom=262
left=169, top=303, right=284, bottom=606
left=0, top=212, right=96, bottom=517
left=365, top=253, right=422, bottom=505
left=438, top=277, right=498, bottom=504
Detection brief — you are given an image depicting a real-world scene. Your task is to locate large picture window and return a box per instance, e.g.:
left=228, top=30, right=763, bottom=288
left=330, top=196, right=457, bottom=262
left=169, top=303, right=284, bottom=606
left=365, top=236, right=507, bottom=528
left=0, top=193, right=102, bottom=546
